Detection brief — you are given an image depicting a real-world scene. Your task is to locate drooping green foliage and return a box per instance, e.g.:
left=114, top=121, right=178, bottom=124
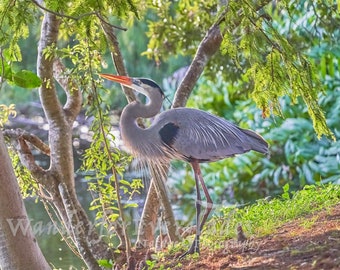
left=144, top=0, right=338, bottom=139
left=0, top=0, right=139, bottom=91
left=0, top=0, right=34, bottom=59
left=9, top=149, right=40, bottom=198
left=0, top=104, right=40, bottom=198
left=0, top=1, right=40, bottom=90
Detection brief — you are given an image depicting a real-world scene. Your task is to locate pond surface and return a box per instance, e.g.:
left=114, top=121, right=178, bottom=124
left=25, top=201, right=86, bottom=269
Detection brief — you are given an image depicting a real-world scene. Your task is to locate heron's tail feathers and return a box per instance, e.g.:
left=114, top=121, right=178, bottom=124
left=242, top=129, right=269, bottom=155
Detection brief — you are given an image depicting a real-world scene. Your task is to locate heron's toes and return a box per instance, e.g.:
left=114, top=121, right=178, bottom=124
left=177, top=241, right=199, bottom=259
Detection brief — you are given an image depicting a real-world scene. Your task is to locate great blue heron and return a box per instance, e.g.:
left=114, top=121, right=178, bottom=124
left=100, top=74, right=268, bottom=257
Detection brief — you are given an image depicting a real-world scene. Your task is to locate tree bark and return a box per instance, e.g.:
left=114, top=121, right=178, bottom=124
left=135, top=164, right=181, bottom=248
left=172, top=18, right=224, bottom=108
left=135, top=182, right=159, bottom=248
left=11, top=10, right=114, bottom=267
left=0, top=131, right=51, bottom=269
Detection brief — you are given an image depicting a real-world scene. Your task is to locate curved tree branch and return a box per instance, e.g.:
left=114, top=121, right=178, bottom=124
left=37, top=12, right=75, bottom=190
left=4, top=129, right=50, bottom=155
left=100, top=20, right=136, bottom=103
left=3, top=129, right=48, bottom=184
left=172, top=5, right=227, bottom=108
left=172, top=0, right=273, bottom=108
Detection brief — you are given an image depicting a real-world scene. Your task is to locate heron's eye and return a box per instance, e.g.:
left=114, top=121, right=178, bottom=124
left=132, top=78, right=141, bottom=85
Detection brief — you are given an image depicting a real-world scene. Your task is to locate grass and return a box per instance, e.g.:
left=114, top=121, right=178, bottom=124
left=157, top=183, right=340, bottom=256
left=201, top=183, right=340, bottom=249
left=144, top=183, right=340, bottom=269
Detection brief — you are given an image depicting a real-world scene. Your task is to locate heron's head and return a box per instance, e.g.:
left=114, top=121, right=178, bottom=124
left=100, top=74, right=164, bottom=98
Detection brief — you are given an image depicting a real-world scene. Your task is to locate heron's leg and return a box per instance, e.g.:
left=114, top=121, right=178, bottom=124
left=179, top=161, right=202, bottom=258
left=191, top=161, right=202, bottom=252
left=196, top=164, right=213, bottom=232
left=179, top=161, right=214, bottom=259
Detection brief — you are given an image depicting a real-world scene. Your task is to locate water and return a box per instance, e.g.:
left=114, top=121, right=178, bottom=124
left=25, top=192, right=88, bottom=269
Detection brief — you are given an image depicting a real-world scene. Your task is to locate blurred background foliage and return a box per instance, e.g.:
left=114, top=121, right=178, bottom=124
left=1, top=0, right=339, bottom=206
left=163, top=0, right=340, bottom=205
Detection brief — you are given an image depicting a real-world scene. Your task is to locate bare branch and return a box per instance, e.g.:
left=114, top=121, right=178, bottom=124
left=31, top=0, right=94, bottom=20
left=100, top=21, right=136, bottom=103
left=53, top=58, right=82, bottom=122
left=96, top=13, right=128, bottom=31
left=4, top=129, right=50, bottom=155
left=172, top=8, right=225, bottom=108
left=58, top=183, right=101, bottom=270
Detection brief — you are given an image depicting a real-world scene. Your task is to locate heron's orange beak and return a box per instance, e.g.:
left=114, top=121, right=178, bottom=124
left=99, top=74, right=132, bottom=86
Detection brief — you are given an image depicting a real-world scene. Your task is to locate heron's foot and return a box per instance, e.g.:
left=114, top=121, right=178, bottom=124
left=178, top=239, right=200, bottom=259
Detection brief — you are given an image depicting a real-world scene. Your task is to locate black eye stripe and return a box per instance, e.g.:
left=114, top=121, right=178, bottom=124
left=138, top=78, right=165, bottom=96
left=139, top=78, right=161, bottom=89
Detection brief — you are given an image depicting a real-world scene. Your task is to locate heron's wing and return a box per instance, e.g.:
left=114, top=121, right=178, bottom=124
left=156, top=108, right=268, bottom=162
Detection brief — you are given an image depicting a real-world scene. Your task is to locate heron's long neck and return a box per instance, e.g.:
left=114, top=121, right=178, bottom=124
left=121, top=89, right=163, bottom=122
left=120, top=89, right=163, bottom=154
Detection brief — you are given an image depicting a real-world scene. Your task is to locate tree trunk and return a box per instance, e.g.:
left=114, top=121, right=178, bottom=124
left=38, top=12, right=113, bottom=267
left=0, top=131, right=51, bottom=269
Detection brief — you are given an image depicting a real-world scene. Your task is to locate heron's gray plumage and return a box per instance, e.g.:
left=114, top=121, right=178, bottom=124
left=119, top=81, right=268, bottom=163
left=155, top=108, right=268, bottom=162
left=101, top=74, right=269, bottom=257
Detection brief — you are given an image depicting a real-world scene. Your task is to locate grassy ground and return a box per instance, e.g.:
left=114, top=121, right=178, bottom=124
left=139, top=184, right=340, bottom=269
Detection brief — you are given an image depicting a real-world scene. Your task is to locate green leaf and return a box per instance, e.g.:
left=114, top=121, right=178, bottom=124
left=120, top=179, right=130, bottom=186
left=0, top=61, right=13, bottom=79
left=12, top=70, right=41, bottom=88
left=97, top=259, right=113, bottom=268
left=282, top=183, right=290, bottom=200
left=124, top=203, right=138, bottom=208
